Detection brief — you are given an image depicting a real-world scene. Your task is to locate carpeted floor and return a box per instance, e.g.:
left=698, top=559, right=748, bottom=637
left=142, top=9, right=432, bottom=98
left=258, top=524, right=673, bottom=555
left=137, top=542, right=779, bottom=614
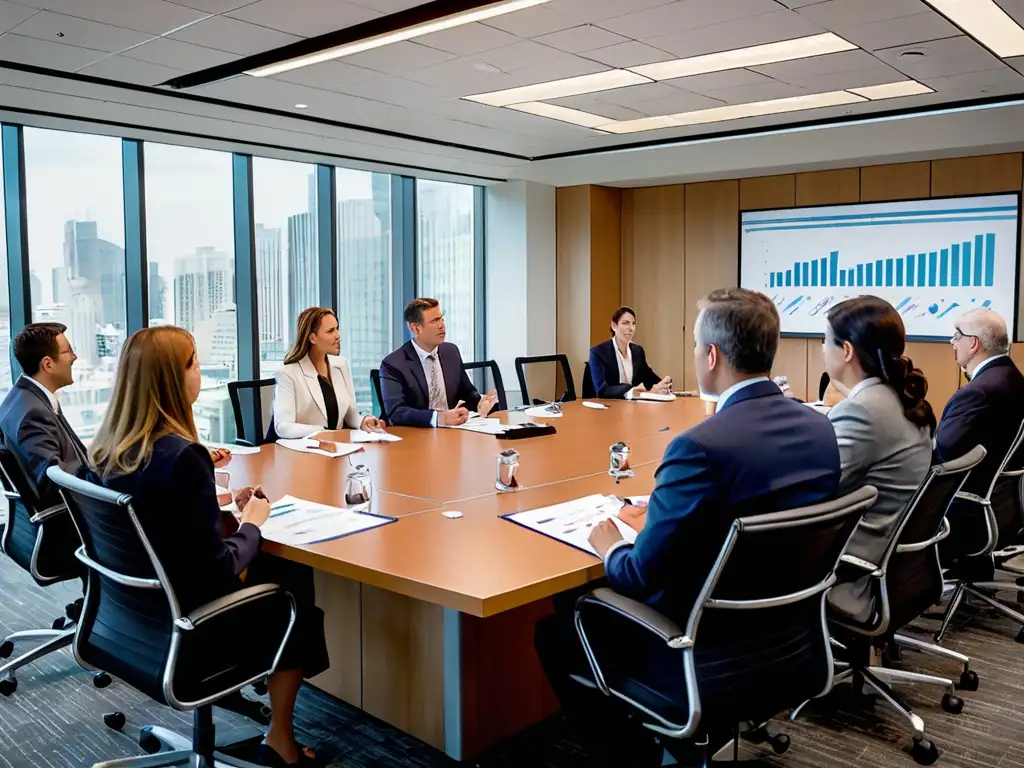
left=2, top=550, right=1024, bottom=768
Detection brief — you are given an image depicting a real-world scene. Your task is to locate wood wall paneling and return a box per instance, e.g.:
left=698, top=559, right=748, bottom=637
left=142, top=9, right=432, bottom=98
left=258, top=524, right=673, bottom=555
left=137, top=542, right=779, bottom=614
left=739, top=175, right=795, bottom=211
left=683, top=180, right=739, bottom=391
left=905, top=341, right=961, bottom=419
left=930, top=154, right=1023, bottom=197
left=860, top=162, right=930, bottom=202
left=794, top=168, right=860, bottom=206
left=773, top=338, right=810, bottom=401
left=620, top=186, right=686, bottom=386
left=806, top=339, right=826, bottom=403
left=556, top=186, right=593, bottom=384
left=588, top=186, right=623, bottom=351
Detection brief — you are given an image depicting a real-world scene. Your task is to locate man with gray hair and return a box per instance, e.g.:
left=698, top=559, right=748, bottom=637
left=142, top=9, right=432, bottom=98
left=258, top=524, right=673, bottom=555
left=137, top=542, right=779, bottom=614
left=936, top=308, right=1024, bottom=558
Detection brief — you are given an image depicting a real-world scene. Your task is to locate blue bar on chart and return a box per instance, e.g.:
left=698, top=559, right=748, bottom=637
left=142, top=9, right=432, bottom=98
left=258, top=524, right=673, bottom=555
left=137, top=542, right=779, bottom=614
left=962, top=241, right=971, bottom=286
left=896, top=258, right=904, bottom=287
left=802, top=262, right=809, bottom=286
left=770, top=273, right=774, bottom=288
left=973, top=235, right=983, bottom=285
left=811, top=259, right=818, bottom=287
left=829, top=251, right=839, bottom=286
left=907, top=254, right=915, bottom=286
left=840, top=270, right=846, bottom=287
left=847, top=267, right=854, bottom=286
left=785, top=270, right=792, bottom=287
left=820, top=257, right=827, bottom=286
left=857, top=264, right=864, bottom=287
left=985, top=233, right=995, bottom=286
left=917, top=253, right=926, bottom=287
left=793, top=261, right=801, bottom=287
left=940, top=248, right=948, bottom=287
left=875, top=260, right=884, bottom=286
left=866, top=262, right=873, bottom=287
left=951, top=244, right=960, bottom=287
left=928, top=251, right=937, bottom=287
left=885, top=258, right=894, bottom=287
left=776, top=271, right=783, bottom=287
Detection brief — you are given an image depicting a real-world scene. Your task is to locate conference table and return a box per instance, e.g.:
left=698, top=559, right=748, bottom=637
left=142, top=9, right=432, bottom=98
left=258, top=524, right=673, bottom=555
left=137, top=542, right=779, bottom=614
left=228, top=397, right=710, bottom=761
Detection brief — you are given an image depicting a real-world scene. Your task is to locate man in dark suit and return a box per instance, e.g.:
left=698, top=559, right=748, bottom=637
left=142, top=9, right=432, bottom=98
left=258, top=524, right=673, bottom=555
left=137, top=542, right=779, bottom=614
left=588, top=306, right=672, bottom=399
left=535, top=289, right=841, bottom=767
left=934, top=309, right=1024, bottom=558
left=0, top=323, right=87, bottom=509
left=380, top=298, right=498, bottom=427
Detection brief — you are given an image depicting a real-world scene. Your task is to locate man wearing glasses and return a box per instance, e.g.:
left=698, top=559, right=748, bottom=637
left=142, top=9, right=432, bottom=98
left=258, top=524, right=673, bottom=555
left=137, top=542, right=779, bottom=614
left=380, top=298, right=498, bottom=427
left=935, top=309, right=1024, bottom=558
left=0, top=322, right=87, bottom=514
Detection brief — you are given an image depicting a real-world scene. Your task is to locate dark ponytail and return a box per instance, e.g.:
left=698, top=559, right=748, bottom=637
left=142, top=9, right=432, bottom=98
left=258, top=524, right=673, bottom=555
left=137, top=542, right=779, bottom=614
left=827, top=297, right=936, bottom=434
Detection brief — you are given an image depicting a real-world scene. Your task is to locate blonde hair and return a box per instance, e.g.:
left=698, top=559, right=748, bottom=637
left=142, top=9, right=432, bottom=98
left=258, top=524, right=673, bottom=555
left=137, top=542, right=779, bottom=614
left=283, top=307, right=337, bottom=366
left=90, top=326, right=199, bottom=477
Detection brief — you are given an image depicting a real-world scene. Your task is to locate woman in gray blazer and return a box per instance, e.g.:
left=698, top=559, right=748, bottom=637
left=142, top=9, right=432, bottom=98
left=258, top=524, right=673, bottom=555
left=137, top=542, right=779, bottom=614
left=822, top=296, right=935, bottom=622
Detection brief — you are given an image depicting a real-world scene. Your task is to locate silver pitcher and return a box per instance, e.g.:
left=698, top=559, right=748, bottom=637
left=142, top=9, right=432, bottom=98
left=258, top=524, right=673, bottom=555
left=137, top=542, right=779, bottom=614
left=609, top=442, right=634, bottom=479
left=495, top=449, right=520, bottom=492
left=345, top=463, right=373, bottom=512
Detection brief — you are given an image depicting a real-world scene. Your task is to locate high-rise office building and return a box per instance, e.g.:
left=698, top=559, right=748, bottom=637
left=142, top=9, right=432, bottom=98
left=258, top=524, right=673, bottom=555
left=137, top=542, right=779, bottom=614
left=174, top=247, right=232, bottom=336
left=52, top=265, right=71, bottom=305
left=68, top=279, right=101, bottom=367
left=148, top=262, right=166, bottom=323
left=255, top=224, right=283, bottom=344
left=30, top=272, right=42, bottom=308
left=287, top=212, right=317, bottom=335
left=63, top=220, right=126, bottom=330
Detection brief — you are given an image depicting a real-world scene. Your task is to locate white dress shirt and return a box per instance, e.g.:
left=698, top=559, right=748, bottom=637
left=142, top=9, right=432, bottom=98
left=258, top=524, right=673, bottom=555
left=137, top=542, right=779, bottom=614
left=412, top=339, right=445, bottom=428
left=614, top=342, right=640, bottom=401
left=715, top=376, right=770, bottom=411
left=23, top=375, right=58, bottom=412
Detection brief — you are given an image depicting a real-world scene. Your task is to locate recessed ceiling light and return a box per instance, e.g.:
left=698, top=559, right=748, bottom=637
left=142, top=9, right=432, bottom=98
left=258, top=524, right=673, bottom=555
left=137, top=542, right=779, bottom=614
left=294, top=103, right=309, bottom=109
left=248, top=0, right=550, bottom=77
left=602, top=90, right=866, bottom=134
left=507, top=101, right=612, bottom=129
left=464, top=69, right=650, bottom=107
left=849, top=81, right=933, bottom=99
left=629, top=33, right=857, bottom=82
left=920, top=0, right=1024, bottom=57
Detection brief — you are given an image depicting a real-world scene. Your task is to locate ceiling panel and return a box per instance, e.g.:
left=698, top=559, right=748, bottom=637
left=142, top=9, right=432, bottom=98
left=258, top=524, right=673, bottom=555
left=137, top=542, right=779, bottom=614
left=667, top=68, right=775, bottom=93
left=0, top=32, right=107, bottom=70
left=999, top=0, right=1024, bottom=26
left=875, top=35, right=1007, bottom=80
left=777, top=0, right=829, bottom=7
left=269, top=60, right=378, bottom=90
left=546, top=94, right=644, bottom=120
left=415, top=22, right=520, bottom=56
left=474, top=39, right=573, bottom=72
left=124, top=36, right=239, bottom=69
left=170, top=14, right=301, bottom=54
left=1008, top=56, right=1024, bottom=77
left=0, top=1, right=40, bottom=35
left=334, top=72, right=448, bottom=110
left=784, top=64, right=910, bottom=91
left=599, top=0, right=781, bottom=41
left=699, top=80, right=810, bottom=104
left=592, top=81, right=684, bottom=105
left=647, top=9, right=826, bottom=58
left=797, top=0, right=932, bottom=29
left=349, top=0, right=435, bottom=13
left=533, top=24, right=628, bottom=53
left=547, top=0, right=677, bottom=23
left=78, top=54, right=188, bottom=85
left=621, top=88, right=725, bottom=115
left=344, top=41, right=454, bottom=74
left=840, top=11, right=960, bottom=51
left=579, top=40, right=674, bottom=67
left=403, top=57, right=521, bottom=95
left=9, top=0, right=209, bottom=35
left=170, top=0, right=256, bottom=12
left=226, top=0, right=381, bottom=38
left=480, top=5, right=577, bottom=37
left=921, top=67, right=1024, bottom=92
left=752, top=49, right=881, bottom=80
left=12, top=10, right=152, bottom=52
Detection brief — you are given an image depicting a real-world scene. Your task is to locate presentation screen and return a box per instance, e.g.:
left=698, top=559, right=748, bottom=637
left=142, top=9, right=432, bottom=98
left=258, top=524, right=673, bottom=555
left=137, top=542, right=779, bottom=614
left=739, top=193, right=1020, bottom=339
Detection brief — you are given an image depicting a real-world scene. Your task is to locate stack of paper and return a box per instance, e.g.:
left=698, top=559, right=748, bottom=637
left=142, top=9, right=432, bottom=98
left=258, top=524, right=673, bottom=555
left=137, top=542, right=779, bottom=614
left=445, top=417, right=511, bottom=435
left=276, top=438, right=362, bottom=458
left=206, top=442, right=261, bottom=455
left=503, top=494, right=639, bottom=556
left=634, top=392, right=675, bottom=402
left=261, top=495, right=394, bottom=545
left=350, top=430, right=403, bottom=443
left=524, top=404, right=564, bottom=418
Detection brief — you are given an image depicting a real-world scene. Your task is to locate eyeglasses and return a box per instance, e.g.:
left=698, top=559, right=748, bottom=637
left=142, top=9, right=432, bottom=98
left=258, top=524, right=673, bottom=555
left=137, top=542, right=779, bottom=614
left=951, top=327, right=977, bottom=343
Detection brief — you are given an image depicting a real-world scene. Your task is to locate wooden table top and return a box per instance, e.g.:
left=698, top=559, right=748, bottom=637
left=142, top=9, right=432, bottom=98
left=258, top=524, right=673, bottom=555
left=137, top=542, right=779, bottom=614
left=227, top=398, right=707, bottom=617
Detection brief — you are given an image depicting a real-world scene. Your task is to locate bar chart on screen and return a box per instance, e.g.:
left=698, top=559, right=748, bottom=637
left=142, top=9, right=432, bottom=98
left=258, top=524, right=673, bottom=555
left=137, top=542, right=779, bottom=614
left=740, top=194, right=1020, bottom=338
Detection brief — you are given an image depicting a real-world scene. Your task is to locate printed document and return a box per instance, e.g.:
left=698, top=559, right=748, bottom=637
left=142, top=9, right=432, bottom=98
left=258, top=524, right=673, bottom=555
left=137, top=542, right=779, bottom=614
left=261, top=495, right=393, bottom=546
left=276, top=438, right=362, bottom=458
left=504, top=494, right=639, bottom=556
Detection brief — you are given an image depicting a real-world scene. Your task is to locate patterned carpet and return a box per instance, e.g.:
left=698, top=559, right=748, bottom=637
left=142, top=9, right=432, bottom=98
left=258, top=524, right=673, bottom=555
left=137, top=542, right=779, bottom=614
left=2, top=550, right=1024, bottom=768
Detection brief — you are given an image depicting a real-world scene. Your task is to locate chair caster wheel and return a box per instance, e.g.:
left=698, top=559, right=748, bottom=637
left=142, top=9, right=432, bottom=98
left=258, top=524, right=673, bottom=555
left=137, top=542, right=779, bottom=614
left=912, top=738, right=939, bottom=765
left=1018, top=590, right=1024, bottom=604
left=959, top=669, right=979, bottom=691
left=770, top=734, right=791, bottom=754
left=52, top=617, right=68, bottom=630
left=0, top=640, right=13, bottom=659
left=1016, top=627, right=1024, bottom=644
left=942, top=693, right=964, bottom=714
left=885, top=643, right=903, bottom=663
left=252, top=681, right=268, bottom=696
left=0, top=676, right=17, bottom=697
left=65, top=601, right=82, bottom=622
left=103, top=712, right=125, bottom=730
left=139, top=727, right=162, bottom=754
left=93, top=672, right=111, bottom=689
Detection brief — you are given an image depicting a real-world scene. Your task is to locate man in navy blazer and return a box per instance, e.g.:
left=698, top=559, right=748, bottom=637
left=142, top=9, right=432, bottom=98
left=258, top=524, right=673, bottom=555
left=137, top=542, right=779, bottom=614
left=588, top=306, right=672, bottom=399
left=935, top=309, right=1024, bottom=558
left=535, top=289, right=841, bottom=766
left=380, top=298, right=498, bottom=427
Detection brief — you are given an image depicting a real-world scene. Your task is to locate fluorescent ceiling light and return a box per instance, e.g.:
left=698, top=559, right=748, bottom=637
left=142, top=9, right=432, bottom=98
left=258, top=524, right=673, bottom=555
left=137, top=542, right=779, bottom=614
left=247, top=0, right=550, bottom=77
left=629, top=33, right=857, bottom=81
left=602, top=90, right=866, bottom=134
left=464, top=69, right=650, bottom=107
left=507, top=101, right=612, bottom=129
left=922, top=0, right=1024, bottom=57
left=849, top=81, right=933, bottom=99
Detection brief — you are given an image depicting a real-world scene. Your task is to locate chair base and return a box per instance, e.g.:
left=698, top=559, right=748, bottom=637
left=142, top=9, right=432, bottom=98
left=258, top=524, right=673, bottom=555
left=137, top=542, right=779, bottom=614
left=935, top=578, right=1024, bottom=643
left=0, top=627, right=74, bottom=689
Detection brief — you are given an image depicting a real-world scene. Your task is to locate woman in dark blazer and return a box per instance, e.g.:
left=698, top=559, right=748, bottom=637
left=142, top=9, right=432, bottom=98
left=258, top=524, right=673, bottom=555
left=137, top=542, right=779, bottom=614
left=89, top=326, right=327, bottom=768
left=588, top=306, right=672, bottom=399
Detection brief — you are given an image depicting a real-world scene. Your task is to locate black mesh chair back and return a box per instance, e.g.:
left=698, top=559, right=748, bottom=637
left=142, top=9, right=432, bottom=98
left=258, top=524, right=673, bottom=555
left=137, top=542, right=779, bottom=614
left=370, top=369, right=385, bottom=420
left=986, top=420, right=1024, bottom=552
left=577, top=486, right=876, bottom=739
left=228, top=378, right=276, bottom=446
left=581, top=363, right=596, bottom=399
left=0, top=443, right=79, bottom=584
left=464, top=360, right=507, bottom=413
left=515, top=354, right=576, bottom=406
left=818, top=372, right=831, bottom=401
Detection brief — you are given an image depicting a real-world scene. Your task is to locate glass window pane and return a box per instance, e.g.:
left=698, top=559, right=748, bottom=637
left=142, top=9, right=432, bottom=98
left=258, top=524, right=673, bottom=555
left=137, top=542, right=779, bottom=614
left=416, top=180, right=476, bottom=360
left=252, top=157, right=319, bottom=378
left=144, top=143, right=236, bottom=443
left=337, top=169, right=391, bottom=413
left=24, top=128, right=125, bottom=441
left=0, top=148, right=9, bottom=400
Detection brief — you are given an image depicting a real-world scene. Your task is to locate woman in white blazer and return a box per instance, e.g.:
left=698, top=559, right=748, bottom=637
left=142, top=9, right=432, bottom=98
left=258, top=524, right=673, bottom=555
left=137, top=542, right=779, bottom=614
left=273, top=307, right=385, bottom=439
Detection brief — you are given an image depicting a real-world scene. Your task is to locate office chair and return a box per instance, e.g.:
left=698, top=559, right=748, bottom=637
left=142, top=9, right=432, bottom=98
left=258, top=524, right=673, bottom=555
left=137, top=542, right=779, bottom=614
left=0, top=443, right=112, bottom=697
left=227, top=379, right=277, bottom=446
left=464, top=360, right=508, bottom=413
left=935, top=419, right=1024, bottom=644
left=818, top=372, right=831, bottom=402
left=574, top=486, right=877, bottom=765
left=370, top=369, right=385, bottom=420
left=515, top=354, right=576, bottom=406
left=47, top=466, right=295, bottom=768
left=800, top=446, right=986, bottom=766
left=581, top=363, right=596, bottom=399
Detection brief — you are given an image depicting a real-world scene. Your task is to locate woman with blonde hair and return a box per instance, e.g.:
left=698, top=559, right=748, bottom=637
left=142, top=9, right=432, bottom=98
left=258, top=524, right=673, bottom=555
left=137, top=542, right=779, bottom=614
left=91, top=326, right=328, bottom=767
left=273, top=306, right=384, bottom=438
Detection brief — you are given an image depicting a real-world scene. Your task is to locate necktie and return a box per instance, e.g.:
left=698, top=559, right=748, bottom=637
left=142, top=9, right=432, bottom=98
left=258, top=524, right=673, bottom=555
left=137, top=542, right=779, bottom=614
left=427, top=354, right=447, bottom=412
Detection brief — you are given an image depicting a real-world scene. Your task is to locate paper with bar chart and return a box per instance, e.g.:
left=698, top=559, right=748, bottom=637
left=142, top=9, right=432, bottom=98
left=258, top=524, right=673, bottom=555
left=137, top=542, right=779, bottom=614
left=739, top=194, right=1020, bottom=338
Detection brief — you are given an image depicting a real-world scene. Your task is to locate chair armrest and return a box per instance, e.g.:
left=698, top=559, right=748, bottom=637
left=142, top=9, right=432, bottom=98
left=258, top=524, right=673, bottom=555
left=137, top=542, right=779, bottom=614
left=175, top=584, right=291, bottom=630
left=577, top=588, right=692, bottom=648
left=235, top=439, right=256, bottom=448
left=30, top=503, right=68, bottom=524
left=896, top=517, right=951, bottom=553
left=955, top=491, right=988, bottom=505
left=839, top=554, right=883, bottom=577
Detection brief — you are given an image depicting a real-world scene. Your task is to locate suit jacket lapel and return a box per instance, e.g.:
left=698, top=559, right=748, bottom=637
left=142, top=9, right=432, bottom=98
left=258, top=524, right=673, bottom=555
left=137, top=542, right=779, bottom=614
left=404, top=342, right=431, bottom=404
left=17, top=380, right=89, bottom=466
left=438, top=345, right=459, bottom=407
left=299, top=357, right=328, bottom=422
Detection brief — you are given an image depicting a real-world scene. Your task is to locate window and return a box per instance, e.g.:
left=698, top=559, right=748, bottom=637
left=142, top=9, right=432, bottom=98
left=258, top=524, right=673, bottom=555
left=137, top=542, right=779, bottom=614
left=337, top=169, right=392, bottom=413
left=24, top=128, right=126, bottom=441
left=0, top=149, right=9, bottom=401
left=416, top=180, right=476, bottom=360
left=252, top=157, right=319, bottom=378
left=144, top=143, right=236, bottom=443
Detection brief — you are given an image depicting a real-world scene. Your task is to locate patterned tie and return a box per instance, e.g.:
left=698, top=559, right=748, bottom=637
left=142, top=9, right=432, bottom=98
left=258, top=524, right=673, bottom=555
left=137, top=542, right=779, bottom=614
left=427, top=354, right=447, bottom=412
